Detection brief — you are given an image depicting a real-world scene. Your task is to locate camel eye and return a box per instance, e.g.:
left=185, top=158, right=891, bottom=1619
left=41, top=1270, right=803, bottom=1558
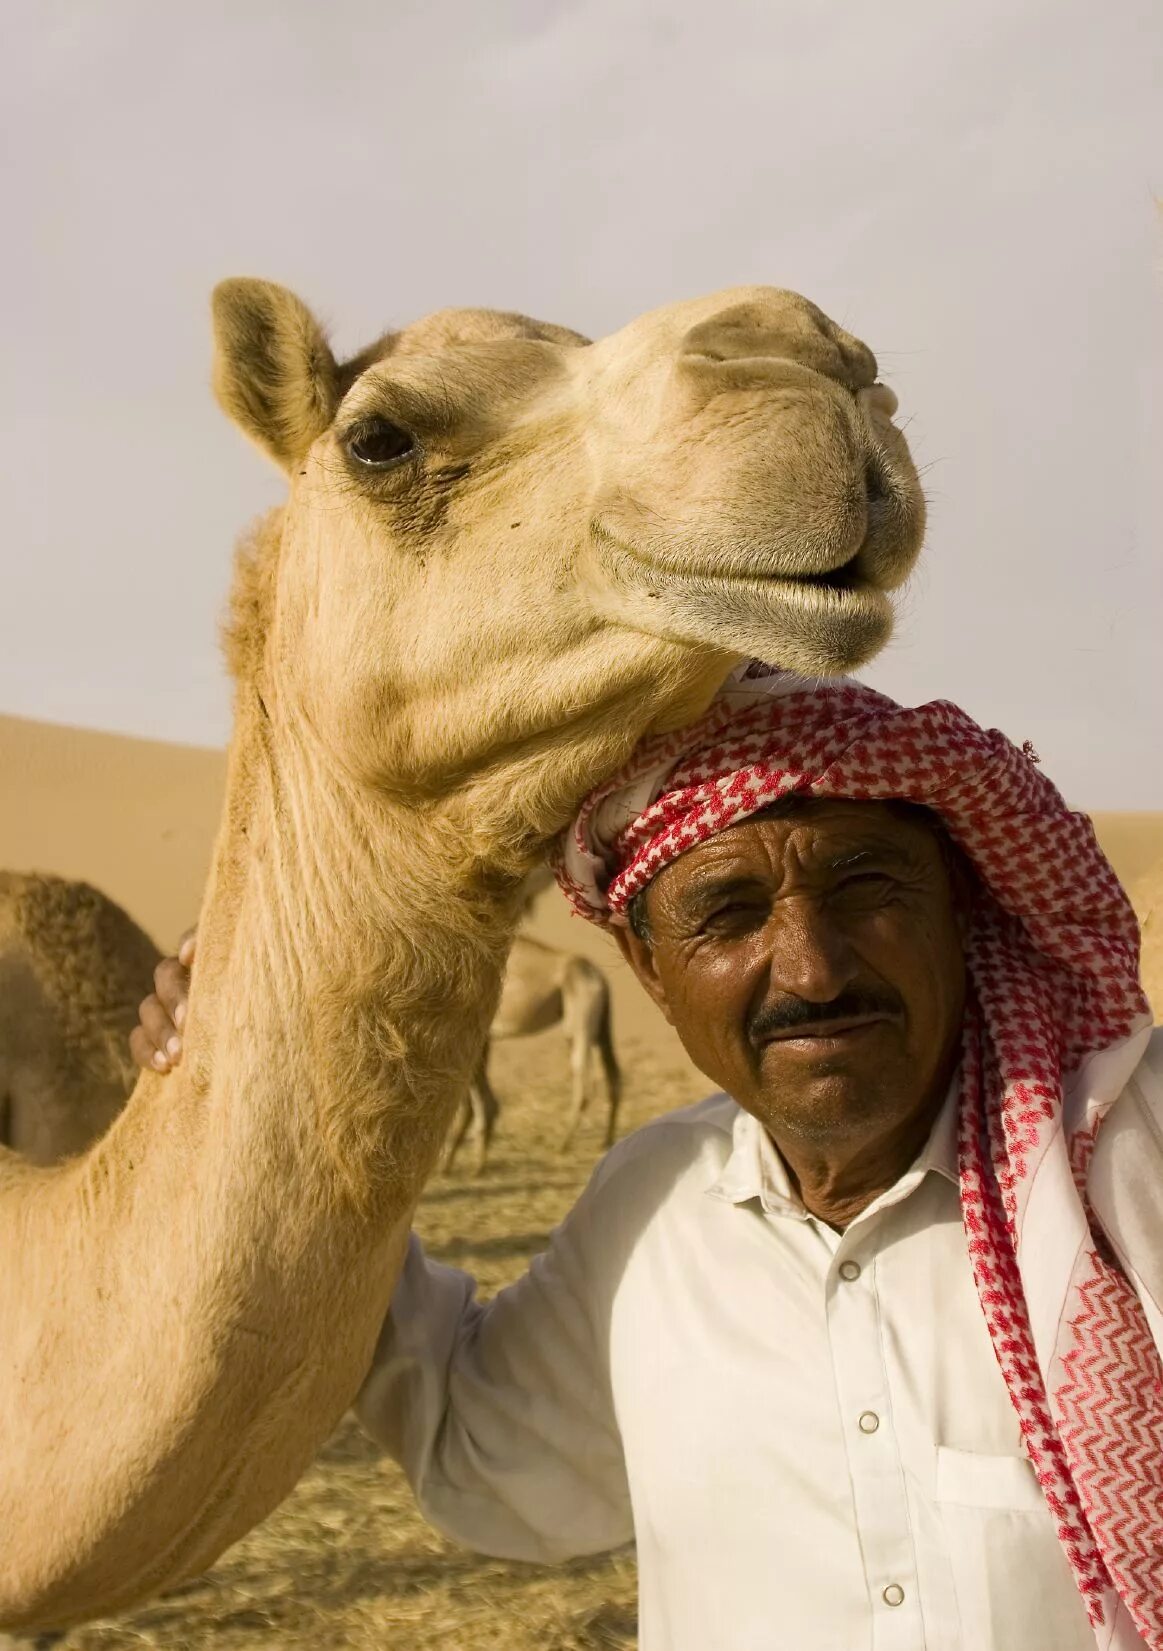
left=347, top=418, right=416, bottom=468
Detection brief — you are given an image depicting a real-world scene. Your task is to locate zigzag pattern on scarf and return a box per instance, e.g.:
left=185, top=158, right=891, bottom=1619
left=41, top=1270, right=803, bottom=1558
left=1054, top=1256, right=1163, bottom=1646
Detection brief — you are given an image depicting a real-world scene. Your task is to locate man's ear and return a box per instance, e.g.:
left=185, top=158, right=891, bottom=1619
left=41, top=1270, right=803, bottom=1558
left=611, top=924, right=675, bottom=1026
left=211, top=278, right=340, bottom=472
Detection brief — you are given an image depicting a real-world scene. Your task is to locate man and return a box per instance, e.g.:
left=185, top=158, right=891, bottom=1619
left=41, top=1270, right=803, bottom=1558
left=133, top=665, right=1163, bottom=1651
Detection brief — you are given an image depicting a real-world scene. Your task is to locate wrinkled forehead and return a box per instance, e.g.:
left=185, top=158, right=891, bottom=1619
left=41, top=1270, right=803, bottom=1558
left=655, top=796, right=948, bottom=886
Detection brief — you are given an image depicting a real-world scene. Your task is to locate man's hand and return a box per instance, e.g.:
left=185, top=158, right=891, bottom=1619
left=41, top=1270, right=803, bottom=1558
left=130, top=929, right=196, bottom=1073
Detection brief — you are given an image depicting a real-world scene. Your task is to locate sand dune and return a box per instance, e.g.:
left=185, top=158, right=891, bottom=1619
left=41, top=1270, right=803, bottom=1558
left=0, top=713, right=224, bottom=952
left=2, top=711, right=1161, bottom=1026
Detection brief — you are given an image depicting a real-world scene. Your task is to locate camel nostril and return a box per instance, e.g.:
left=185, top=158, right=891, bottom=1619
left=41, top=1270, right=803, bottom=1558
left=864, top=457, right=889, bottom=505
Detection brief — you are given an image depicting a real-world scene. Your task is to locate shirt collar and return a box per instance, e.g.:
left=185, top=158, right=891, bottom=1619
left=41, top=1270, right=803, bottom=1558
left=705, top=1070, right=961, bottom=1220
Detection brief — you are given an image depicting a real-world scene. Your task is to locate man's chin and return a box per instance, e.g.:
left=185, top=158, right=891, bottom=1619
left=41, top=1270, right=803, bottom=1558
left=752, top=1045, right=897, bottom=1140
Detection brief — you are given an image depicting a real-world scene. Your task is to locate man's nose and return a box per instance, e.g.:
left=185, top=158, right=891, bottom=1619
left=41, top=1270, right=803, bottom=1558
left=764, top=899, right=860, bottom=1002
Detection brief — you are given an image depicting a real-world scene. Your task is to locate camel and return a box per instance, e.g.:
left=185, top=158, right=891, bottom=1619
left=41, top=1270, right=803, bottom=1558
left=0, top=873, right=160, bottom=1164
left=444, top=933, right=622, bottom=1174
left=0, top=277, right=924, bottom=1631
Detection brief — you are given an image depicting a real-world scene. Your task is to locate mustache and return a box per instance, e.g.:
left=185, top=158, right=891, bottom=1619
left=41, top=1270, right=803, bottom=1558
left=748, top=986, right=903, bottom=1045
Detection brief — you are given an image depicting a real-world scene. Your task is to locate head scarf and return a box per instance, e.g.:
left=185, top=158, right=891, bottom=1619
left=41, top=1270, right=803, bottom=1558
left=553, top=662, right=1158, bottom=1647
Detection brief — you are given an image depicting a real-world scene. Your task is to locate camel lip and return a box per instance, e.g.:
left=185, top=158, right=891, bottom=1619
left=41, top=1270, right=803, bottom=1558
left=793, top=555, right=861, bottom=592
left=591, top=520, right=874, bottom=602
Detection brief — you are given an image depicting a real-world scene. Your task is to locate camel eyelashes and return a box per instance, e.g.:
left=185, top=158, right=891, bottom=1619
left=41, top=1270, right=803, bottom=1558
left=345, top=417, right=418, bottom=469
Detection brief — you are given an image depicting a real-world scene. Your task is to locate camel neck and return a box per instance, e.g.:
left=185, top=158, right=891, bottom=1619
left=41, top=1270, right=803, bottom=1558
left=0, top=687, right=524, bottom=1626
left=186, top=687, right=521, bottom=1204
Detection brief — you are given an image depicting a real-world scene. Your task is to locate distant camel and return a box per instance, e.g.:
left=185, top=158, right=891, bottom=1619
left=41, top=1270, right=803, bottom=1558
left=0, top=872, right=160, bottom=1164
left=444, top=932, right=622, bottom=1174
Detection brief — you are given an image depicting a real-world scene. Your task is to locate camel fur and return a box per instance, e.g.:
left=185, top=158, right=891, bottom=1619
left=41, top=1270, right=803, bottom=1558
left=0, top=278, right=924, bottom=1629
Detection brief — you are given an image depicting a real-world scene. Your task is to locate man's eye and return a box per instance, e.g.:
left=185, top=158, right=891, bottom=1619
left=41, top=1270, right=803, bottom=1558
left=836, top=873, right=894, bottom=898
left=704, top=903, right=763, bottom=932
left=346, top=418, right=417, bottom=468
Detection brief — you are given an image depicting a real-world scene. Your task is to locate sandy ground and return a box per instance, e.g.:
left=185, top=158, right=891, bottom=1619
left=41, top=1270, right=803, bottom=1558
left=1, top=711, right=1161, bottom=1649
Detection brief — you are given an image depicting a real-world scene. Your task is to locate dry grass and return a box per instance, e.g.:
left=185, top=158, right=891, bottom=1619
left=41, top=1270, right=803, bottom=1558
left=17, top=1034, right=709, bottom=1651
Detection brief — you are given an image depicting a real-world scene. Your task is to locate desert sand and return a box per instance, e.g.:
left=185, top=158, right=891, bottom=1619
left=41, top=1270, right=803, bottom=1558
left=1, top=711, right=1159, bottom=1649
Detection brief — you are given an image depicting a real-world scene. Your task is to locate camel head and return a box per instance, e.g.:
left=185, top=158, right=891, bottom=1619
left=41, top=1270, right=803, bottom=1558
left=212, top=280, right=925, bottom=840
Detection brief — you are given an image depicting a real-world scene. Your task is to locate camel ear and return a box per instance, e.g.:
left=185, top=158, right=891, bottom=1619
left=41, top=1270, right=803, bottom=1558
left=211, top=278, right=340, bottom=472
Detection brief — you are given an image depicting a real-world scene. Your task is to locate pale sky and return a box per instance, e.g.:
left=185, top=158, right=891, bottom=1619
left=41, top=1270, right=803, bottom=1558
left=2, top=0, right=1160, bottom=804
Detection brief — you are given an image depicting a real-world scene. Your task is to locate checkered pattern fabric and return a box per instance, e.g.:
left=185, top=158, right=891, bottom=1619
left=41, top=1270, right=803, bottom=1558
left=553, top=663, right=1158, bottom=1645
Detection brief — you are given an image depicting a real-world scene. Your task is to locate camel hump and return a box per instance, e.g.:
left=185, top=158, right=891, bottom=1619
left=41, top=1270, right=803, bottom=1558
left=0, top=872, right=162, bottom=1088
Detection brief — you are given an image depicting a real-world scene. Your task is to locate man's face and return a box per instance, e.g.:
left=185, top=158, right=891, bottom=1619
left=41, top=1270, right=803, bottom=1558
left=615, top=799, right=968, bottom=1150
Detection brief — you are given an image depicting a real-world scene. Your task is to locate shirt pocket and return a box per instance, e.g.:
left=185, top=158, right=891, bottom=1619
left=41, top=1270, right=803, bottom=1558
left=932, top=1448, right=1095, bottom=1648
left=935, top=1445, right=1046, bottom=1510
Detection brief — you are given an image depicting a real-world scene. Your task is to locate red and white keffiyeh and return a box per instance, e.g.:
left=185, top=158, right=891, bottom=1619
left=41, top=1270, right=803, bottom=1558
left=553, top=662, right=1158, bottom=1648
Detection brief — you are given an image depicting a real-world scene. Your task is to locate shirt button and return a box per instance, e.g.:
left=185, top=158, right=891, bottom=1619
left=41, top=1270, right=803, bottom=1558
left=858, top=1410, right=880, bottom=1434
left=883, top=1583, right=905, bottom=1607
left=839, top=1260, right=862, bottom=1281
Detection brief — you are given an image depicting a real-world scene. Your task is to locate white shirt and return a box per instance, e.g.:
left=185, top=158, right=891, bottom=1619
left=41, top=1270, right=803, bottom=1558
left=356, top=1032, right=1163, bottom=1651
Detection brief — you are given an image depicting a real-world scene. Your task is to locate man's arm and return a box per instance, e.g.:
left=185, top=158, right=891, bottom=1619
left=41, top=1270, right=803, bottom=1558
left=356, top=1216, right=634, bottom=1564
